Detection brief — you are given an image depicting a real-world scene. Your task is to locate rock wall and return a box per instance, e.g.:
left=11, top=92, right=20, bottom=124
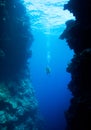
left=60, top=0, right=91, bottom=130
left=0, top=0, right=42, bottom=129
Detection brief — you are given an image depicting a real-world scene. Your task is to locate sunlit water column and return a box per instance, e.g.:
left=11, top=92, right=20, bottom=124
left=22, top=1, right=75, bottom=130
left=45, top=28, right=52, bottom=74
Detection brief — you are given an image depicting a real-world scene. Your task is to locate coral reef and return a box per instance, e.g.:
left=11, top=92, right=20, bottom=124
left=0, top=79, right=39, bottom=130
left=60, top=0, right=91, bottom=130
left=0, top=0, right=42, bottom=129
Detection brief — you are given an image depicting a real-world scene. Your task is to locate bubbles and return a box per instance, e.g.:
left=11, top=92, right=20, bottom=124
left=47, top=51, right=51, bottom=60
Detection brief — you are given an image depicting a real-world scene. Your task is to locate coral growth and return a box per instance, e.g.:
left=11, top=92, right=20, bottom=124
left=0, top=0, right=42, bottom=129
left=0, top=79, right=39, bottom=130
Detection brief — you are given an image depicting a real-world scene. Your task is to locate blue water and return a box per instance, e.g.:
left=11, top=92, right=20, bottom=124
left=30, top=31, right=74, bottom=130
left=22, top=0, right=75, bottom=129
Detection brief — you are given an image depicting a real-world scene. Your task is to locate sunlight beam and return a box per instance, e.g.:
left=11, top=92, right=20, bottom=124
left=23, top=0, right=75, bottom=35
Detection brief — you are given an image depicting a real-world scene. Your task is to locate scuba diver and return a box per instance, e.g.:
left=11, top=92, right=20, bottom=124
left=46, top=66, right=51, bottom=74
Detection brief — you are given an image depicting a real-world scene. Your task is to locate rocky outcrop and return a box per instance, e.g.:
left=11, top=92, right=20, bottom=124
left=0, top=0, right=42, bottom=129
left=0, top=0, right=33, bottom=81
left=60, top=0, right=91, bottom=130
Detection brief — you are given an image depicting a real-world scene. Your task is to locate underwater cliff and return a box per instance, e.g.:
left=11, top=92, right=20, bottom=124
left=0, top=0, right=41, bottom=129
left=60, top=0, right=91, bottom=130
left=1, top=0, right=91, bottom=129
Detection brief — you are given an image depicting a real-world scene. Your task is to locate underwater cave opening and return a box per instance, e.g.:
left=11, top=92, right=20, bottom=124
left=22, top=0, right=75, bottom=130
